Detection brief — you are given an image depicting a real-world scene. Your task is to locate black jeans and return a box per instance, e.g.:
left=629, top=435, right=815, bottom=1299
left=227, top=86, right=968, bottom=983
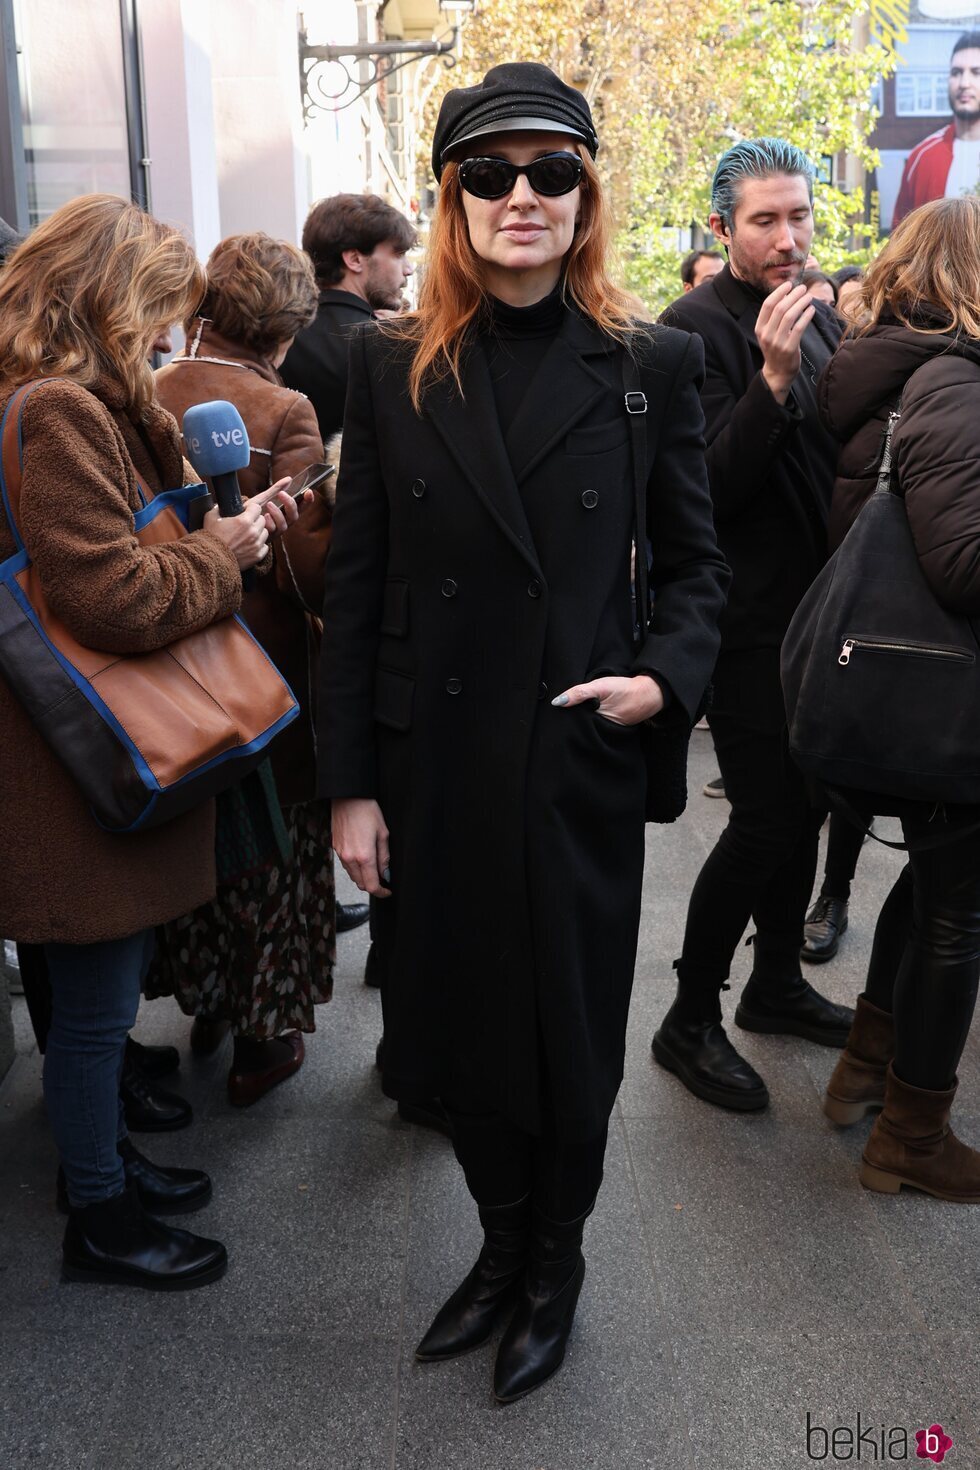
left=819, top=812, right=868, bottom=903
left=679, top=649, right=823, bottom=988
left=444, top=1103, right=608, bottom=1222
left=860, top=805, right=980, bottom=1090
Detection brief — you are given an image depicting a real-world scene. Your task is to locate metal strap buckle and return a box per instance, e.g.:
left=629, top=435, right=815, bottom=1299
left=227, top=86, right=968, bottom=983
left=624, top=391, right=648, bottom=415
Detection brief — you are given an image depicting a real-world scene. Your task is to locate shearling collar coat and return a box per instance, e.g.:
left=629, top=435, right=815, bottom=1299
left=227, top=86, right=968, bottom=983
left=0, top=374, right=242, bottom=944
left=319, top=308, right=729, bottom=1135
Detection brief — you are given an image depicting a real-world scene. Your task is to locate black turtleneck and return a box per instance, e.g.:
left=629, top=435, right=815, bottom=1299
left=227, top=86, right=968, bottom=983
left=479, top=285, right=566, bottom=437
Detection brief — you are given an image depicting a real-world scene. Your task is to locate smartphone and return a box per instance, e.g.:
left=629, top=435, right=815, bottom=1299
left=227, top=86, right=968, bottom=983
left=284, top=462, right=336, bottom=500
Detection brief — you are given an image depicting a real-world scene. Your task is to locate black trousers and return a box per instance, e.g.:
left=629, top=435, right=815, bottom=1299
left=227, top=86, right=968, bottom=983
left=859, top=805, right=980, bottom=1090
left=819, top=812, right=868, bottom=903
left=679, top=649, right=823, bottom=988
left=444, top=1102, right=608, bottom=1222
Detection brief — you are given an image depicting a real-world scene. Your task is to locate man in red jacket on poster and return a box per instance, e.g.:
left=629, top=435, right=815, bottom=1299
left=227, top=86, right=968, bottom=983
left=892, top=31, right=980, bottom=228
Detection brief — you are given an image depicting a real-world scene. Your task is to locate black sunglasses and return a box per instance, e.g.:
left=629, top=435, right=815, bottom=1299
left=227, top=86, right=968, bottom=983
left=457, top=152, right=584, bottom=200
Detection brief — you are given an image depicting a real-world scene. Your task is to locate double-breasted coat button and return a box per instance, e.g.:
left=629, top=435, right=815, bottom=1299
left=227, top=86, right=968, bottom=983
left=446, top=677, right=463, bottom=695
left=441, top=579, right=458, bottom=598
left=411, top=478, right=426, bottom=498
left=581, top=489, right=599, bottom=509
left=527, top=579, right=542, bottom=598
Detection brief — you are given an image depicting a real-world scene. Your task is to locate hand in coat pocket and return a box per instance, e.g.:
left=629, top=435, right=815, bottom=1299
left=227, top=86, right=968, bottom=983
left=552, top=674, right=664, bottom=726
left=331, top=797, right=392, bottom=897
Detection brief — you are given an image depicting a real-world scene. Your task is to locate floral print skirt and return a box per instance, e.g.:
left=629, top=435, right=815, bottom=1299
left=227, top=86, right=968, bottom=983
left=145, top=799, right=335, bottom=1038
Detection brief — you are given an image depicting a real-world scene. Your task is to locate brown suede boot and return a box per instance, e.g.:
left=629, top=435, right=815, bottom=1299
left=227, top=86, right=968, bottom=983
left=859, top=1064, right=980, bottom=1201
left=823, top=995, right=894, bottom=1126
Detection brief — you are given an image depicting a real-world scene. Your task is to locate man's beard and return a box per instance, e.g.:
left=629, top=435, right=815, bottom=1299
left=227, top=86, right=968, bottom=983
left=728, top=239, right=807, bottom=296
left=365, top=277, right=402, bottom=312
left=951, top=91, right=980, bottom=125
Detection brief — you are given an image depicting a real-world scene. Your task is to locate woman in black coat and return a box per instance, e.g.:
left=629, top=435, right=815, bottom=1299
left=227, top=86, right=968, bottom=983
left=319, top=63, right=729, bottom=1401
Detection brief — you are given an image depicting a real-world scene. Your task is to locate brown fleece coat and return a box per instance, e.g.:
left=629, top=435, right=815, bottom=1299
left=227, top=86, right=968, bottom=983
left=155, top=321, right=331, bottom=803
left=0, top=376, right=242, bottom=945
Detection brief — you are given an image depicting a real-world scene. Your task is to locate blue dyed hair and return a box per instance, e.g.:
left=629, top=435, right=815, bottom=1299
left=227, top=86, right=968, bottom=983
left=711, top=138, right=816, bottom=232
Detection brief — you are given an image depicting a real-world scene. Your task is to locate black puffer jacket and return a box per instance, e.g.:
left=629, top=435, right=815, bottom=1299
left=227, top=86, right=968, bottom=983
left=819, top=319, right=980, bottom=613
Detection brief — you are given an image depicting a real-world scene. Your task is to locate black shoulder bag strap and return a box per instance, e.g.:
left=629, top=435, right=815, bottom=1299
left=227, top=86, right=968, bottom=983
left=622, top=348, right=650, bottom=647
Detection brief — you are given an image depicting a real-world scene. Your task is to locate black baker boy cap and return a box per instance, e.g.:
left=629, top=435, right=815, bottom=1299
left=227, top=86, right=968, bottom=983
left=432, top=62, right=599, bottom=181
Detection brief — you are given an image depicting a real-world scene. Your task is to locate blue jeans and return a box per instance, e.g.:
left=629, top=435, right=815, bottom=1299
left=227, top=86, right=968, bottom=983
left=42, top=929, right=154, bottom=1206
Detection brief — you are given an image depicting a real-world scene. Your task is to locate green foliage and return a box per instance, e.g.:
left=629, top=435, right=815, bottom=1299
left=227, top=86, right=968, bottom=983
left=429, top=0, right=905, bottom=312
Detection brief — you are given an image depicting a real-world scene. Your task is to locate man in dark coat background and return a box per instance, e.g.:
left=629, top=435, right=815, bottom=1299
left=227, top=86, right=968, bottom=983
left=280, top=193, right=416, bottom=440
left=651, top=137, right=854, bottom=1113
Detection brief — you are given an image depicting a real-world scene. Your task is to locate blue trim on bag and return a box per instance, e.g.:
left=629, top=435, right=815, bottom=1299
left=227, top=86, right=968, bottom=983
left=133, top=483, right=211, bottom=532
left=0, top=559, right=298, bottom=826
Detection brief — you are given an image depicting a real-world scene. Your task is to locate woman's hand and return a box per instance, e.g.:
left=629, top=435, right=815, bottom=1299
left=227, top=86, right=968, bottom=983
left=551, top=673, right=664, bottom=726
left=331, top=797, right=391, bottom=898
left=202, top=479, right=312, bottom=570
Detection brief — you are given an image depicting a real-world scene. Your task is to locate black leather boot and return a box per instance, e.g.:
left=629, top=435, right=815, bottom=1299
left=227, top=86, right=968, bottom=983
left=56, top=1138, right=212, bottom=1217
left=126, top=1036, right=180, bottom=1080
left=62, top=1183, right=227, bottom=1290
left=800, top=896, right=849, bottom=963
left=416, top=1195, right=531, bottom=1361
left=652, top=976, right=769, bottom=1112
left=736, top=934, right=853, bottom=1046
left=120, top=1047, right=193, bottom=1132
left=493, top=1205, right=589, bottom=1403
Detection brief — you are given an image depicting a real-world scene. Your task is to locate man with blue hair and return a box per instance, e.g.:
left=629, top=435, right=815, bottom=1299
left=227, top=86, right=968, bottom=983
left=651, top=137, right=852, bottom=1112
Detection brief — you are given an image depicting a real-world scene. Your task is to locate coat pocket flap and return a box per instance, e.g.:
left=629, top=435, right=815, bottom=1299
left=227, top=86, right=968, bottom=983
left=374, top=667, right=414, bottom=731
left=380, top=578, right=409, bottom=637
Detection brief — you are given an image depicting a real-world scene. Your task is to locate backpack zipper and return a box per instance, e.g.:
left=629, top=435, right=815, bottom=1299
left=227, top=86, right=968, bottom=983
left=838, top=637, right=975, bottom=667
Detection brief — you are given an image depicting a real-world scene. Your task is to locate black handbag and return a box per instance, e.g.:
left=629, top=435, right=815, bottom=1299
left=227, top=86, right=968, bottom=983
left=623, top=351, right=698, bottom=824
left=781, top=398, right=980, bottom=808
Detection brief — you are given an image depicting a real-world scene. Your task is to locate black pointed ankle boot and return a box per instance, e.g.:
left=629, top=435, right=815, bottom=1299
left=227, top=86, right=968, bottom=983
left=62, top=1182, right=227, bottom=1290
left=492, top=1205, right=589, bottom=1403
left=416, top=1195, right=531, bottom=1361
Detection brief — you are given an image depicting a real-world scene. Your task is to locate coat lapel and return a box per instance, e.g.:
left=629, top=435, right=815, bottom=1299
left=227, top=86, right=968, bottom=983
left=503, top=309, right=616, bottom=484
left=423, top=339, right=543, bottom=577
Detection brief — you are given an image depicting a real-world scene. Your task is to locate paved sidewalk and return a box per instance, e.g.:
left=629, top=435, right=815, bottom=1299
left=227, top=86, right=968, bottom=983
left=1, top=733, right=977, bottom=1470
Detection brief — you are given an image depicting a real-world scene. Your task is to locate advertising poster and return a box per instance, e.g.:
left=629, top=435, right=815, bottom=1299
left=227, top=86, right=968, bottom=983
left=872, top=1, right=980, bottom=229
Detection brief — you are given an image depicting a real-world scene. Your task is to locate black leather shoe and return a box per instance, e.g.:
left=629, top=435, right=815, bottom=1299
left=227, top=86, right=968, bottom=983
left=337, top=902, right=370, bottom=934
left=652, top=998, right=769, bottom=1111
left=121, top=1052, right=193, bottom=1132
left=126, top=1037, right=180, bottom=1080
left=735, top=975, right=854, bottom=1047
left=493, top=1206, right=589, bottom=1404
left=801, top=896, right=849, bottom=964
left=397, top=1099, right=454, bottom=1138
left=62, top=1183, right=227, bottom=1290
left=416, top=1195, right=530, bottom=1361
left=56, top=1140, right=211, bottom=1217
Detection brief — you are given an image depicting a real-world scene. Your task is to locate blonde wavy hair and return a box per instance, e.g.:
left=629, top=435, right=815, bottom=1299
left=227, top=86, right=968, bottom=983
left=189, top=232, right=317, bottom=357
left=858, top=195, right=980, bottom=338
left=394, top=146, right=637, bottom=411
left=0, top=193, right=204, bottom=413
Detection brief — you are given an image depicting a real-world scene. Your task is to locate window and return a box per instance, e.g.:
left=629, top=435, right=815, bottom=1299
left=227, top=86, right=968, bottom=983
left=12, top=0, right=144, bottom=227
left=896, top=70, right=949, bottom=116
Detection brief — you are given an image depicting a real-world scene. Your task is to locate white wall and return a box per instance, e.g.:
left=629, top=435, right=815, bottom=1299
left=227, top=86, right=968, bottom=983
left=139, top=0, right=310, bottom=254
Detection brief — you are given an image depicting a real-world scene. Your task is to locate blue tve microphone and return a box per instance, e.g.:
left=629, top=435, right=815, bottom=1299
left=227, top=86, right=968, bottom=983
left=182, top=400, right=250, bottom=518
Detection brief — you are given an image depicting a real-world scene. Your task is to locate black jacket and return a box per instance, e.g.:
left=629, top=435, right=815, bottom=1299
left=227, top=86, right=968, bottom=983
left=318, top=309, right=729, bottom=1135
left=662, top=265, right=842, bottom=651
left=821, top=322, right=980, bottom=613
left=280, top=288, right=375, bottom=440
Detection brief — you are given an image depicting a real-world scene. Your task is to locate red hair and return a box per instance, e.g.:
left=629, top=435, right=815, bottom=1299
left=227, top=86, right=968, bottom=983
left=390, top=147, right=636, bottom=412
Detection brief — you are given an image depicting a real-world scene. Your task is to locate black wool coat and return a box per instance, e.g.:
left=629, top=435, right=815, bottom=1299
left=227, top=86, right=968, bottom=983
left=662, top=265, right=842, bottom=652
left=280, top=288, right=375, bottom=441
left=318, top=308, right=730, bottom=1136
